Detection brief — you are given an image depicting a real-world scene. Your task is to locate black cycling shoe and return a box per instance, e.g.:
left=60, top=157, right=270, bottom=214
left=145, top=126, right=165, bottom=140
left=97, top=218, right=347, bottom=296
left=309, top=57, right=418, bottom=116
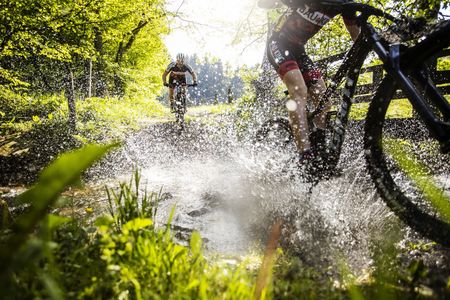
left=308, top=128, right=338, bottom=181
left=296, top=149, right=319, bottom=182
left=309, top=127, right=327, bottom=158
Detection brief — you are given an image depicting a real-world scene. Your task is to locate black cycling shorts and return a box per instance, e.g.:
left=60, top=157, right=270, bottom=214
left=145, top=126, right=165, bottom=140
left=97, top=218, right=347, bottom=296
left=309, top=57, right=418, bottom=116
left=169, top=75, right=186, bottom=86
left=267, top=36, right=322, bottom=87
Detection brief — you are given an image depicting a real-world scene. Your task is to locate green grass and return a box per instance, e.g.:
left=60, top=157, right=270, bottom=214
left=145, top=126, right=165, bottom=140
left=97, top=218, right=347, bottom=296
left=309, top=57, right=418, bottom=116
left=76, top=96, right=166, bottom=141
left=187, top=103, right=236, bottom=116
left=349, top=99, right=413, bottom=121
left=384, top=138, right=450, bottom=223
left=0, top=90, right=166, bottom=140
left=0, top=90, right=168, bottom=184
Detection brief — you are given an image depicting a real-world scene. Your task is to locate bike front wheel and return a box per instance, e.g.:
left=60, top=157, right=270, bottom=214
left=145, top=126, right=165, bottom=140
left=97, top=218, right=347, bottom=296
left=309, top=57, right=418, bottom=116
left=175, top=110, right=185, bottom=131
left=174, top=94, right=186, bottom=131
left=364, top=22, right=450, bottom=245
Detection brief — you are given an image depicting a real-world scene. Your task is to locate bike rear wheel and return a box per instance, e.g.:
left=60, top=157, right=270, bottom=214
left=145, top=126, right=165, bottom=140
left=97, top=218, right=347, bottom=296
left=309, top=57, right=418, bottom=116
left=364, top=22, right=450, bottom=246
left=254, top=117, right=297, bottom=174
left=255, top=117, right=293, bottom=146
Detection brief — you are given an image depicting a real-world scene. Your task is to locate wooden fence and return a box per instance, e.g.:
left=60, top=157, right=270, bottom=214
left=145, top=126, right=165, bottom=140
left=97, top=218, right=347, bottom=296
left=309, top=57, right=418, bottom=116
left=316, top=48, right=450, bottom=105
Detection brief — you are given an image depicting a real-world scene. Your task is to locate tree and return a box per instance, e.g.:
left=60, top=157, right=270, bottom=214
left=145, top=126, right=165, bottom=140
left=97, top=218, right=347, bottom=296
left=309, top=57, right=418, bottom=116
left=0, top=0, right=170, bottom=129
left=183, top=54, right=245, bottom=105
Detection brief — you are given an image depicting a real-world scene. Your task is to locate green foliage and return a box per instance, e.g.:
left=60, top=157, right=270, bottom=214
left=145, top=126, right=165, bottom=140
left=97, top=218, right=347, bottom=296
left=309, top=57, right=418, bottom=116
left=0, top=143, right=115, bottom=295
left=87, top=174, right=256, bottom=299
left=232, top=64, right=272, bottom=135
left=0, top=91, right=65, bottom=125
left=76, top=96, right=166, bottom=141
left=13, top=144, right=117, bottom=235
left=0, top=0, right=169, bottom=99
left=302, top=0, right=450, bottom=60
left=370, top=0, right=449, bottom=19
left=106, top=170, right=159, bottom=231
left=306, top=16, right=353, bottom=60
left=272, top=256, right=348, bottom=300
left=0, top=90, right=166, bottom=185
left=0, top=91, right=165, bottom=138
left=437, top=55, right=450, bottom=71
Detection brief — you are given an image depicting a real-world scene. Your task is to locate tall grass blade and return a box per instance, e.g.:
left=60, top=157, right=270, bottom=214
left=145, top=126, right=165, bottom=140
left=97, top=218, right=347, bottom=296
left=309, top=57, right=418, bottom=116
left=253, top=219, right=282, bottom=300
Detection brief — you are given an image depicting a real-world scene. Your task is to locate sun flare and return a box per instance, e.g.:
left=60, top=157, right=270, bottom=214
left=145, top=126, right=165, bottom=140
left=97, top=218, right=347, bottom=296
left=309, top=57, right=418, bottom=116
left=165, top=0, right=266, bottom=66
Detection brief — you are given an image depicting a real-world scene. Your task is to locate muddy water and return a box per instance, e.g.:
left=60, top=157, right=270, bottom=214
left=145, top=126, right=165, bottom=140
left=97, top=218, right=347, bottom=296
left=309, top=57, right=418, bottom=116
left=88, top=119, right=398, bottom=271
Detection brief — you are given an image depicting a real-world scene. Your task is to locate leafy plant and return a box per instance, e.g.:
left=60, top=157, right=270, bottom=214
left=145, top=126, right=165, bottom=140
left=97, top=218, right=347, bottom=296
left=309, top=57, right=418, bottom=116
left=0, top=143, right=117, bottom=297
left=106, top=169, right=160, bottom=231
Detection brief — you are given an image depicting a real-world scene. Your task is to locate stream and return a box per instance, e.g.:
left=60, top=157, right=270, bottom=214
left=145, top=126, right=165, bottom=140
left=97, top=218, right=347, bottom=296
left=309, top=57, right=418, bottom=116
left=82, top=115, right=404, bottom=272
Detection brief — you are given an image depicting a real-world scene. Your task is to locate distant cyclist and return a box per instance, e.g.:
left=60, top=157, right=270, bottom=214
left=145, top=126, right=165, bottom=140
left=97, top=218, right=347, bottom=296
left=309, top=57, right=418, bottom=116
left=162, top=53, right=198, bottom=111
left=258, top=0, right=360, bottom=168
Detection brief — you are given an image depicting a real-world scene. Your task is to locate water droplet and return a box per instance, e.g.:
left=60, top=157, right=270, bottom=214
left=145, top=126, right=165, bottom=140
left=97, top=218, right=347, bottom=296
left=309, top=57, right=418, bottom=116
left=286, top=100, right=297, bottom=111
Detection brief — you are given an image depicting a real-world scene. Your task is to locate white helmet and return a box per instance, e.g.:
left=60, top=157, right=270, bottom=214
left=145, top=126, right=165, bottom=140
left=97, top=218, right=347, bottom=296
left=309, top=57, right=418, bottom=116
left=176, top=53, right=185, bottom=63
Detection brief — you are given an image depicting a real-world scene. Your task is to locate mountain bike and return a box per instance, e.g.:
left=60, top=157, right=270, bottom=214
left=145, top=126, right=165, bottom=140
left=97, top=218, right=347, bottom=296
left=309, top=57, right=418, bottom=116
left=171, top=83, right=195, bottom=131
left=256, top=0, right=450, bottom=246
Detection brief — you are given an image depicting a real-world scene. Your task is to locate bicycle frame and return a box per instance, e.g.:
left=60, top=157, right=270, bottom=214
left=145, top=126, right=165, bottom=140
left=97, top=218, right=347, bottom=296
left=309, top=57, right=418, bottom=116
left=171, top=83, right=195, bottom=131
left=314, top=8, right=450, bottom=169
left=173, top=84, right=187, bottom=110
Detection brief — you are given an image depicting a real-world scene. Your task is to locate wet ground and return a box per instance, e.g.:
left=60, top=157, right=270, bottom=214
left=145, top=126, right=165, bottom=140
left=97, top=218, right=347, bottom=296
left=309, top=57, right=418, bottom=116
left=1, top=109, right=449, bottom=298
left=80, top=116, right=406, bottom=272
left=2, top=115, right=448, bottom=278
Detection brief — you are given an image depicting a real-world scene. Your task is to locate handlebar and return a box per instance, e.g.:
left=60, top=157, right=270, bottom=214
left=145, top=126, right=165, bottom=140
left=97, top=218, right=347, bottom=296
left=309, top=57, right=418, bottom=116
left=166, top=83, right=197, bottom=88
left=308, top=0, right=398, bottom=23
left=343, top=2, right=397, bottom=22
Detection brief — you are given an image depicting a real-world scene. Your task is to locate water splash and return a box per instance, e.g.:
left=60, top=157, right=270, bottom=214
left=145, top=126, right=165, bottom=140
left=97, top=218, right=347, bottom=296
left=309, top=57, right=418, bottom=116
left=89, top=117, right=398, bottom=272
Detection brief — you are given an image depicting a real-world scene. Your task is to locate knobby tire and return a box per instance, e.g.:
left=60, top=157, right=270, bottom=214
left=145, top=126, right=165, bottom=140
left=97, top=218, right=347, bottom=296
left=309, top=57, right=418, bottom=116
left=364, top=20, right=450, bottom=246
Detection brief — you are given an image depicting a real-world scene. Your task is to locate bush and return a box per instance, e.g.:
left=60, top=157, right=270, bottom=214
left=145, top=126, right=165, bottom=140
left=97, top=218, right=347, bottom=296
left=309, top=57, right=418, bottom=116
left=0, top=89, right=65, bottom=125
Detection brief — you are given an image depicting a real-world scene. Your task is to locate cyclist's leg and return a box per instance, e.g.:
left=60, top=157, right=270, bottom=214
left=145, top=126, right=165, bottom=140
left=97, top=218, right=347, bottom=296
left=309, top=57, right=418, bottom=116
left=267, top=38, right=311, bottom=153
left=308, top=78, right=328, bottom=157
left=308, top=78, right=329, bottom=130
left=168, top=77, right=175, bottom=112
left=283, top=70, right=311, bottom=152
left=298, top=53, right=333, bottom=177
left=295, top=52, right=330, bottom=130
left=179, top=78, right=187, bottom=112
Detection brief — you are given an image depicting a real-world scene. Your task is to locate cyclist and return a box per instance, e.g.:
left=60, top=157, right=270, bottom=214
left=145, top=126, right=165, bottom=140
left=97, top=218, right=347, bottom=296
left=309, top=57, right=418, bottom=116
left=162, top=53, right=198, bottom=111
left=258, top=0, right=360, bottom=173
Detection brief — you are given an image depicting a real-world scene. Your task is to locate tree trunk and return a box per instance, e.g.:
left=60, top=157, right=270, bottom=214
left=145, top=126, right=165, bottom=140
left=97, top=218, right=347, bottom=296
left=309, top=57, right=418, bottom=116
left=227, top=87, right=233, bottom=104
left=253, top=17, right=278, bottom=107
left=88, top=58, right=92, bottom=98
left=66, top=66, right=77, bottom=131
left=113, top=19, right=150, bottom=97
left=84, top=59, right=93, bottom=99
left=94, top=27, right=107, bottom=97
